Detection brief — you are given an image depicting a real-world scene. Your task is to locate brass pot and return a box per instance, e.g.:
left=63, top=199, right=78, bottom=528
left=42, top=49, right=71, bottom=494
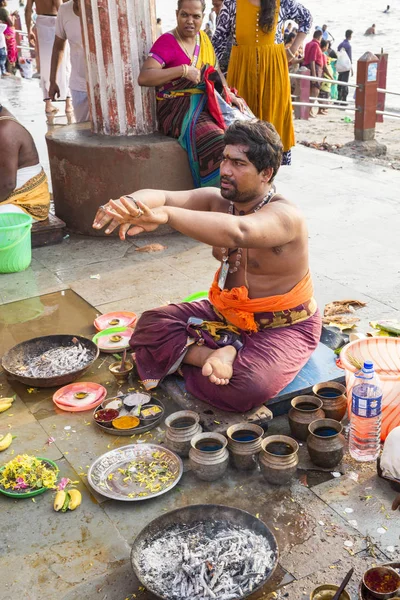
left=289, top=395, right=325, bottom=441
left=310, top=583, right=351, bottom=600
left=259, top=435, right=299, bottom=485
left=226, top=423, right=264, bottom=470
left=189, top=432, right=229, bottom=481
left=307, top=419, right=346, bottom=468
left=108, top=360, right=134, bottom=383
left=165, top=410, right=202, bottom=457
left=313, top=381, right=348, bottom=422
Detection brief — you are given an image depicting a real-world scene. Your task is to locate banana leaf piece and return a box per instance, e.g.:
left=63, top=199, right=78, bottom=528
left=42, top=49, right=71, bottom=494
left=370, top=321, right=400, bottom=336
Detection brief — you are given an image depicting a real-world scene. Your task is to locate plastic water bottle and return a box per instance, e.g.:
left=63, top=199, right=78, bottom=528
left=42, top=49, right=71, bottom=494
left=349, top=360, right=382, bottom=462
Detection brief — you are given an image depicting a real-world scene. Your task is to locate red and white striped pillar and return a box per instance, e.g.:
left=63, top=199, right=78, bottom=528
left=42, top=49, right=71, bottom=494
left=79, top=0, right=157, bottom=136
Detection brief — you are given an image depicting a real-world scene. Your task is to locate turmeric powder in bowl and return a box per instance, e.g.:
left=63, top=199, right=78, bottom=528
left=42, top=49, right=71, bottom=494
left=112, top=416, right=140, bottom=430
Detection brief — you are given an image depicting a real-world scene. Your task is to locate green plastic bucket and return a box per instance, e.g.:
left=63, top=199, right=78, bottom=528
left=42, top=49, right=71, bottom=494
left=0, top=212, right=33, bottom=273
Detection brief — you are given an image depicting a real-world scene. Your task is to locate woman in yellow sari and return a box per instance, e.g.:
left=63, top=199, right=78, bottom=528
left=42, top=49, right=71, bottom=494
left=213, top=0, right=313, bottom=165
left=138, top=0, right=245, bottom=187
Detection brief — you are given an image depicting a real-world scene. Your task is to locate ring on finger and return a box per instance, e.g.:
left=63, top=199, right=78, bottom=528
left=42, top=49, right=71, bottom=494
left=100, top=204, right=108, bottom=210
left=137, top=208, right=144, bottom=218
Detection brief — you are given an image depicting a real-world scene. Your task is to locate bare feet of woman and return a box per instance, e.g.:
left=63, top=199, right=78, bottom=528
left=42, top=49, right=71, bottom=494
left=202, top=345, right=237, bottom=385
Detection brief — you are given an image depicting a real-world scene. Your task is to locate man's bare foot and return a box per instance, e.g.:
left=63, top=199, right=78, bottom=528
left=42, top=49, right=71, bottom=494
left=45, top=100, right=59, bottom=115
left=202, top=345, right=237, bottom=385
left=65, top=97, right=74, bottom=113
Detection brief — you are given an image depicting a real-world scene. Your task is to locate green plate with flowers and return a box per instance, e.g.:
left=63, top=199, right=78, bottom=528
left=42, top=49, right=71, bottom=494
left=0, top=455, right=59, bottom=498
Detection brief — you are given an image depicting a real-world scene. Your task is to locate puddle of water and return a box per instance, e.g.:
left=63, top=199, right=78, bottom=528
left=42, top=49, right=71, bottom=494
left=0, top=290, right=126, bottom=410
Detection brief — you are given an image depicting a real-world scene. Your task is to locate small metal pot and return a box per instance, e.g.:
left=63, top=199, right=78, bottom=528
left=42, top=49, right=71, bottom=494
left=189, top=432, right=229, bottom=481
left=164, top=410, right=202, bottom=457
left=108, top=360, right=134, bottom=383
left=313, top=381, right=348, bottom=422
left=363, top=566, right=400, bottom=599
left=226, top=423, right=264, bottom=470
left=259, top=435, right=299, bottom=485
left=310, top=583, right=351, bottom=600
left=307, top=419, right=345, bottom=468
left=288, top=395, right=325, bottom=441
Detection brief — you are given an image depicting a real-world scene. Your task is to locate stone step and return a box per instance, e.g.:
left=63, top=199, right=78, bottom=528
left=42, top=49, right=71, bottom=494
left=31, top=213, right=66, bottom=248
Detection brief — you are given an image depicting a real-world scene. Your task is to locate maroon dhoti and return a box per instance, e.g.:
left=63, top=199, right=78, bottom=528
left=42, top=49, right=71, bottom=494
left=130, top=299, right=322, bottom=413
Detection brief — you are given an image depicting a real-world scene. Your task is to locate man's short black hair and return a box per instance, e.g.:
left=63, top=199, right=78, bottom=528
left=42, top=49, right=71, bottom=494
left=313, top=29, right=323, bottom=39
left=320, top=39, right=329, bottom=50
left=224, top=120, right=283, bottom=183
left=345, top=29, right=353, bottom=38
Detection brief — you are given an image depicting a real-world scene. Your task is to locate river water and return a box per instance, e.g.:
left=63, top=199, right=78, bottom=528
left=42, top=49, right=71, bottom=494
left=156, top=0, right=399, bottom=110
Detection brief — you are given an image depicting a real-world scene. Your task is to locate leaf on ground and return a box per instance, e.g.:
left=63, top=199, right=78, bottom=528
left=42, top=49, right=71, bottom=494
left=135, top=244, right=167, bottom=253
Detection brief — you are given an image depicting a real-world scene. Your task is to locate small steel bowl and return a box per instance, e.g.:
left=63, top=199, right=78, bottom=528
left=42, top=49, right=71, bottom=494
left=310, top=584, right=350, bottom=600
left=363, top=566, right=400, bottom=599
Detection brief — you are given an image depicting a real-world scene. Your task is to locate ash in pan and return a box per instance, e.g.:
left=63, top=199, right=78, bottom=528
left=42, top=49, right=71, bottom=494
left=138, top=520, right=276, bottom=600
left=15, top=344, right=92, bottom=378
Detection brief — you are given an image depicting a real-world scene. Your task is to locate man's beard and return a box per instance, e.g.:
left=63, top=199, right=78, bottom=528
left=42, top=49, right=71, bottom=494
left=220, top=177, right=258, bottom=203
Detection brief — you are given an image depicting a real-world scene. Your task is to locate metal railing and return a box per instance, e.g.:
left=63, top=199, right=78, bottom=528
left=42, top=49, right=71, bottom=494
left=290, top=70, right=400, bottom=121
left=378, top=88, right=400, bottom=97
left=291, top=102, right=357, bottom=111
left=376, top=110, right=400, bottom=118
left=290, top=72, right=359, bottom=89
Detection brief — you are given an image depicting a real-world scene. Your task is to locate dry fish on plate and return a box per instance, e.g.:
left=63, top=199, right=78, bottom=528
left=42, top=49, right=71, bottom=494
left=87, top=444, right=183, bottom=501
left=138, top=520, right=276, bottom=600
left=14, top=344, right=91, bottom=378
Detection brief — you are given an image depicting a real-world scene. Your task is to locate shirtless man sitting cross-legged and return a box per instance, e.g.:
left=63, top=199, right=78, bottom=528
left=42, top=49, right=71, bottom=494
left=93, top=120, right=322, bottom=413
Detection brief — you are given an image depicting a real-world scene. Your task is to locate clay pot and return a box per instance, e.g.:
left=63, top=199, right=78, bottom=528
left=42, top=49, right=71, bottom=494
left=259, top=435, right=299, bottom=485
left=226, top=423, right=264, bottom=470
left=164, top=410, right=202, bottom=457
left=189, top=432, right=229, bottom=481
left=313, top=382, right=348, bottom=422
left=288, top=396, right=325, bottom=441
left=108, top=360, right=134, bottom=383
left=307, top=419, right=346, bottom=468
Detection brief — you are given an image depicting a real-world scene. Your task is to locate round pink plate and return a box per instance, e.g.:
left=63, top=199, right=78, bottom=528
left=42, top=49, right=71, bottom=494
left=53, top=382, right=107, bottom=413
left=94, top=311, right=137, bottom=332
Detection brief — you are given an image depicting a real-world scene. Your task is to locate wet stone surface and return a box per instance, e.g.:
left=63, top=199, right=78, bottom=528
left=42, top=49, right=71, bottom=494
left=0, top=289, right=399, bottom=599
left=1, top=63, right=400, bottom=599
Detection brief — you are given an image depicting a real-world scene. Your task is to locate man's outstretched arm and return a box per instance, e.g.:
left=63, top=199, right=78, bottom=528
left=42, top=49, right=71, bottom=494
left=106, top=197, right=301, bottom=250
left=92, top=187, right=220, bottom=235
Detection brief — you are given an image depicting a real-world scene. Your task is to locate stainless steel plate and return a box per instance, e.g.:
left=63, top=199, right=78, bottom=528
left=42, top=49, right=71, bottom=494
left=93, top=395, right=165, bottom=436
left=88, top=444, right=183, bottom=501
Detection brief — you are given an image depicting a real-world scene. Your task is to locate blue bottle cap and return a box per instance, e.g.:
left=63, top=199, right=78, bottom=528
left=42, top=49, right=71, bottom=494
left=363, top=360, right=374, bottom=370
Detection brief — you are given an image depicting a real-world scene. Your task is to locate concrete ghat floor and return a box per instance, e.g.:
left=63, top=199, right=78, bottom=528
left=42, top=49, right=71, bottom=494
left=0, top=77, right=400, bottom=599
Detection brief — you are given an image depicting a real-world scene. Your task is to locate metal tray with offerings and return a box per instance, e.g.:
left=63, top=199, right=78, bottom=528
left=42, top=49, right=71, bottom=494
left=93, top=392, right=165, bottom=436
left=88, top=444, right=183, bottom=501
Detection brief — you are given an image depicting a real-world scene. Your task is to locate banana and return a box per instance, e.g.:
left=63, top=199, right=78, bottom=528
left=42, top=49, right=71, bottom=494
left=0, top=397, right=15, bottom=405
left=61, top=492, right=70, bottom=512
left=0, top=433, right=13, bottom=452
left=0, top=403, right=12, bottom=414
left=54, top=490, right=67, bottom=511
left=68, top=489, right=82, bottom=510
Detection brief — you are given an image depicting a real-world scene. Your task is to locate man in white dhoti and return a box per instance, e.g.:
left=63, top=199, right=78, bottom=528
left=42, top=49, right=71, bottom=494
left=25, top=0, right=72, bottom=115
left=49, top=0, right=89, bottom=122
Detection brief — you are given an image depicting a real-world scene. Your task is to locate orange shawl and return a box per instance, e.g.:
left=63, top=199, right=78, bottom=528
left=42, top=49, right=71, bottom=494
left=209, top=270, right=314, bottom=332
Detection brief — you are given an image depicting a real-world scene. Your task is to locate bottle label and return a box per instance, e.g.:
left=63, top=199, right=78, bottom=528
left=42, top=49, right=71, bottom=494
left=352, top=392, right=382, bottom=418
